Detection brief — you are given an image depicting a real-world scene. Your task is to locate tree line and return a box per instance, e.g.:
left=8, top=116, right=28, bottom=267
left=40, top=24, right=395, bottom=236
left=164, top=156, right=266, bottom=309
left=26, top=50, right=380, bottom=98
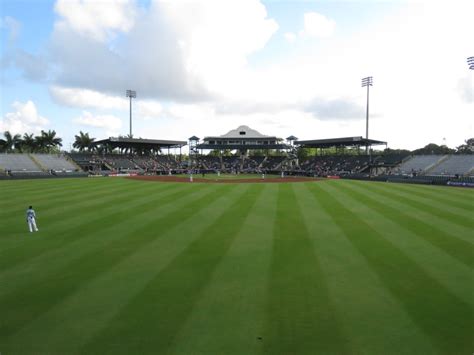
left=0, top=130, right=98, bottom=153
left=0, top=130, right=63, bottom=153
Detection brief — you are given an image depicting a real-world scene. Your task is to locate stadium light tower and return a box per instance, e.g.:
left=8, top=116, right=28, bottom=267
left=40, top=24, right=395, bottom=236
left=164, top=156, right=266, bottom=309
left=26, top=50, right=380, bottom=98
left=126, top=90, right=137, bottom=137
left=361, top=76, right=373, bottom=154
left=468, top=57, right=474, bottom=70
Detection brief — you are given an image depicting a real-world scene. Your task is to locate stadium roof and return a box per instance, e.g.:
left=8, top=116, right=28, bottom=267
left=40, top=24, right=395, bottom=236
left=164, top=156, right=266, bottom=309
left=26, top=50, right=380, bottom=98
left=204, top=125, right=275, bottom=140
left=93, top=137, right=187, bottom=149
left=197, top=125, right=288, bottom=150
left=296, top=136, right=387, bottom=148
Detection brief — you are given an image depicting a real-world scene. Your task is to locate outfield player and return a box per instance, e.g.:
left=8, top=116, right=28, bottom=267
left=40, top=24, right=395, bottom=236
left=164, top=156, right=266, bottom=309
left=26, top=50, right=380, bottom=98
left=26, top=206, right=39, bottom=233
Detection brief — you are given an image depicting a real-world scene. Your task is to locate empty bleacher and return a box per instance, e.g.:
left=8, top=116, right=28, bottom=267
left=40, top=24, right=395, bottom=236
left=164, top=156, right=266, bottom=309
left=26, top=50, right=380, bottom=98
left=396, top=155, right=446, bottom=175
left=32, top=154, right=78, bottom=172
left=0, top=154, right=49, bottom=177
left=427, top=155, right=474, bottom=176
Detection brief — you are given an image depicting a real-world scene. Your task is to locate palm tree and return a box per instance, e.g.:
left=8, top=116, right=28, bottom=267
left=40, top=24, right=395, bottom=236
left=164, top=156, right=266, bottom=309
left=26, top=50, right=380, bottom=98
left=38, top=130, right=62, bottom=153
left=0, top=136, right=7, bottom=153
left=20, top=133, right=36, bottom=153
left=3, top=131, right=22, bottom=152
left=34, top=133, right=47, bottom=153
left=73, top=131, right=95, bottom=152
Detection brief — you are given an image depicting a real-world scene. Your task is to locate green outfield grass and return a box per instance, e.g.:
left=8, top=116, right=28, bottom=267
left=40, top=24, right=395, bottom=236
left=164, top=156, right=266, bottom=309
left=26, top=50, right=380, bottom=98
left=176, top=173, right=314, bottom=180
left=0, top=177, right=473, bottom=354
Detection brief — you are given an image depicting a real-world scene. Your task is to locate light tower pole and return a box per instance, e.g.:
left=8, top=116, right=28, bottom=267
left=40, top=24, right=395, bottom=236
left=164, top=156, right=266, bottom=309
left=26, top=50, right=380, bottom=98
left=126, top=90, right=136, bottom=137
left=361, top=76, right=373, bottom=154
left=468, top=57, right=474, bottom=103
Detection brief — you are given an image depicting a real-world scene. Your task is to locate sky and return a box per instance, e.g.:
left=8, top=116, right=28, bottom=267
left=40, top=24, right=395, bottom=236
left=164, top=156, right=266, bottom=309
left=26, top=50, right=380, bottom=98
left=1, top=0, right=473, bottom=152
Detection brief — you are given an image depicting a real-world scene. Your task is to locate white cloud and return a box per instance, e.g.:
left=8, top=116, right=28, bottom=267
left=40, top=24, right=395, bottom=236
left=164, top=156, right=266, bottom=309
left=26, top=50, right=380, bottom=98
left=170, top=0, right=279, bottom=90
left=284, top=32, right=296, bottom=43
left=49, top=0, right=278, bottom=101
left=300, top=12, right=336, bottom=38
left=13, top=0, right=473, bottom=151
left=137, top=100, right=163, bottom=120
left=457, top=76, right=473, bottom=103
left=0, top=101, right=50, bottom=134
left=74, top=111, right=122, bottom=136
left=54, top=0, right=137, bottom=42
left=50, top=86, right=163, bottom=120
left=50, top=86, right=128, bottom=110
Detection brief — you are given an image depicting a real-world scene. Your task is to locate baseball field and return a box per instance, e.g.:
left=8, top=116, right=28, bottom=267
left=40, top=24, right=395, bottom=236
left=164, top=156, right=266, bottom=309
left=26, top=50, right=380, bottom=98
left=0, top=177, right=473, bottom=354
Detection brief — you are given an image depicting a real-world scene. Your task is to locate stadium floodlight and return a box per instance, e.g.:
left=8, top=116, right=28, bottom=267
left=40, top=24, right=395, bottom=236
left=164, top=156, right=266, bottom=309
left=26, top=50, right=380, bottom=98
left=126, top=90, right=137, bottom=137
left=468, top=57, right=474, bottom=70
left=361, top=77, right=373, bottom=154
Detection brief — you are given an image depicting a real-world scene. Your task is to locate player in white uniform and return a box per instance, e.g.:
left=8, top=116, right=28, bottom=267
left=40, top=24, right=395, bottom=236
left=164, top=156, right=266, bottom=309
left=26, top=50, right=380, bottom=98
left=26, top=206, right=39, bottom=232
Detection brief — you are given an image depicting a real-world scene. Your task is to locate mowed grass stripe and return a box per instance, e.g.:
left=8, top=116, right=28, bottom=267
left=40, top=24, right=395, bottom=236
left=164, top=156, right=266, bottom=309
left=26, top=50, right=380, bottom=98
left=378, top=181, right=474, bottom=211
left=355, top=180, right=474, bottom=229
left=350, top=182, right=474, bottom=244
left=169, top=183, right=278, bottom=355
left=3, top=184, right=250, bottom=354
left=0, top=182, right=184, bottom=272
left=312, top=182, right=474, bottom=354
left=1, top=178, right=94, bottom=197
left=338, top=184, right=474, bottom=268
left=0, top=183, right=199, bottom=298
left=0, top=179, right=170, bottom=239
left=327, top=182, right=474, bottom=307
left=82, top=184, right=263, bottom=354
left=0, top=178, right=156, bottom=222
left=0, top=178, right=133, bottom=219
left=0, top=182, right=217, bottom=293
left=263, top=183, right=349, bottom=355
left=0, top=179, right=165, bottom=251
left=294, top=183, right=437, bottom=354
left=374, top=181, right=474, bottom=220
left=341, top=181, right=474, bottom=244
left=0, top=183, right=225, bottom=337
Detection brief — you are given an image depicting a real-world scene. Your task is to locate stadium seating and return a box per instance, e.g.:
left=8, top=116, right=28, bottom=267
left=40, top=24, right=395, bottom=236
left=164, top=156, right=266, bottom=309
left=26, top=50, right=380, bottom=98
left=427, top=155, right=474, bottom=176
left=372, top=154, right=410, bottom=166
left=32, top=154, right=79, bottom=172
left=261, top=156, right=285, bottom=170
left=396, top=155, right=446, bottom=175
left=0, top=154, right=50, bottom=177
left=0, top=154, right=41, bottom=171
left=300, top=155, right=371, bottom=176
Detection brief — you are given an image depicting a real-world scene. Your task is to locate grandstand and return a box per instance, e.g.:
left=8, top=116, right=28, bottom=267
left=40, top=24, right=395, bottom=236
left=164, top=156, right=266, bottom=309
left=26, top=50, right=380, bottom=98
left=396, top=155, right=446, bottom=175
left=372, top=153, right=410, bottom=166
left=301, top=155, right=371, bottom=176
left=0, top=153, right=87, bottom=178
left=427, top=155, right=474, bottom=176
left=0, top=154, right=49, bottom=178
left=32, top=154, right=87, bottom=177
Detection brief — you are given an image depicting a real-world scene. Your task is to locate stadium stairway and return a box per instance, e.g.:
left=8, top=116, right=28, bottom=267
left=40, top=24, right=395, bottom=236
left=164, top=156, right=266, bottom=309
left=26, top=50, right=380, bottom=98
left=28, top=154, right=49, bottom=174
left=103, top=161, right=114, bottom=171
left=65, top=155, right=84, bottom=172
left=424, top=155, right=449, bottom=175
left=466, top=167, right=474, bottom=177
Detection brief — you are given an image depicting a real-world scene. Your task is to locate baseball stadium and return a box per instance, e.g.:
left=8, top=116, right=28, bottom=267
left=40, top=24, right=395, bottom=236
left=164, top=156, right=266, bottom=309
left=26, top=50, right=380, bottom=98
left=0, top=124, right=473, bottom=354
